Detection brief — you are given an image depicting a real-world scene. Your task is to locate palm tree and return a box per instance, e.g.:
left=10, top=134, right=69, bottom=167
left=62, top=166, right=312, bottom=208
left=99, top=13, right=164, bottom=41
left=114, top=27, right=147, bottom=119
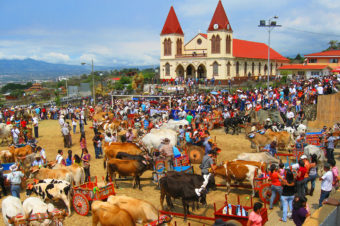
left=328, top=40, right=338, bottom=50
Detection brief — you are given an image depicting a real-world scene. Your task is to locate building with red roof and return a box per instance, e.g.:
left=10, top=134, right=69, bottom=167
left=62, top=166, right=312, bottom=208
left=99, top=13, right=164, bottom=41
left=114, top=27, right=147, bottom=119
left=304, top=50, right=340, bottom=69
left=277, top=64, right=332, bottom=78
left=160, top=0, right=288, bottom=82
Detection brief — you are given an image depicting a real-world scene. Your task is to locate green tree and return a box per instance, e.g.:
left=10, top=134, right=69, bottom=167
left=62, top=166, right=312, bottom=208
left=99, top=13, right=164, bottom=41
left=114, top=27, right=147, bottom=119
left=328, top=40, right=338, bottom=50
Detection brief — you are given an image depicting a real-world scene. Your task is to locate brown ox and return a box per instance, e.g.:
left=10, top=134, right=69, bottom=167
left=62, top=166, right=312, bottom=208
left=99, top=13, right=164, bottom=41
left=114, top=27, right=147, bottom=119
left=29, top=167, right=73, bottom=184
left=9, top=145, right=33, bottom=161
left=232, top=160, right=267, bottom=174
left=103, top=142, right=143, bottom=168
left=245, top=132, right=276, bottom=152
left=0, top=149, right=15, bottom=163
left=107, top=195, right=159, bottom=224
left=92, top=201, right=135, bottom=226
left=106, top=158, right=153, bottom=190
left=52, top=164, right=85, bottom=186
left=265, top=129, right=294, bottom=151
left=214, top=161, right=259, bottom=196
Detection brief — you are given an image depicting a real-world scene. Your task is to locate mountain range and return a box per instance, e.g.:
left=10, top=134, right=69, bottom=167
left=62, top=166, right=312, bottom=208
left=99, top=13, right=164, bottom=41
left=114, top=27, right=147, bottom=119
left=0, top=58, right=155, bottom=83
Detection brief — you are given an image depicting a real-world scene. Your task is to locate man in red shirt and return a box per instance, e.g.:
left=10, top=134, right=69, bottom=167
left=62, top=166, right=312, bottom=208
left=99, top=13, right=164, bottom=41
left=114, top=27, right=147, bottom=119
left=296, top=159, right=307, bottom=197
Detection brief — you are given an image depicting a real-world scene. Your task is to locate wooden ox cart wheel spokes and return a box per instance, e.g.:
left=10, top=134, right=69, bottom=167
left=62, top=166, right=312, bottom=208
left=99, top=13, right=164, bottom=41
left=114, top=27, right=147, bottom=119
left=188, top=148, right=204, bottom=164
left=73, top=193, right=90, bottom=216
left=259, top=183, right=280, bottom=204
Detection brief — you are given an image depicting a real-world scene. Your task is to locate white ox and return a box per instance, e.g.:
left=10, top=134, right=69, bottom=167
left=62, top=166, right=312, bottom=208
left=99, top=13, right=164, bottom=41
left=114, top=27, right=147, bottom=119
left=236, top=152, right=280, bottom=165
left=23, top=197, right=55, bottom=226
left=2, top=196, right=24, bottom=226
left=141, top=129, right=178, bottom=150
left=160, top=119, right=188, bottom=132
left=0, top=123, right=13, bottom=144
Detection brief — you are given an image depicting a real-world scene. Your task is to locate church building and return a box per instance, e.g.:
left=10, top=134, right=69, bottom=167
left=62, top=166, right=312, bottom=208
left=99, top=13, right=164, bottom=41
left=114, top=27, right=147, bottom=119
left=160, top=0, right=288, bottom=83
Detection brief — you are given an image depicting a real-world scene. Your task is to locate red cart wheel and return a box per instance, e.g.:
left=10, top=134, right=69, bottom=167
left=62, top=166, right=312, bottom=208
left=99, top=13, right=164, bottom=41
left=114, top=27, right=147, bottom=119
left=73, top=193, right=90, bottom=216
left=259, top=183, right=280, bottom=204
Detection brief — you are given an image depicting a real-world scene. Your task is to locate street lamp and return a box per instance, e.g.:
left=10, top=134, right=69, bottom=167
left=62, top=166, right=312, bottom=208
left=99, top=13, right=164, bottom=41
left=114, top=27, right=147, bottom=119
left=81, top=59, right=95, bottom=105
left=258, top=16, right=281, bottom=90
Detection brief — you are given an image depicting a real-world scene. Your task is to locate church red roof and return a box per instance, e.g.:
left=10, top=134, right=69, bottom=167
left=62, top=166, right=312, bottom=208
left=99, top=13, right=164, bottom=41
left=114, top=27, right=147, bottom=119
left=208, top=0, right=232, bottom=32
left=161, top=6, right=184, bottom=35
left=200, top=33, right=207, bottom=39
left=304, top=50, right=340, bottom=57
left=233, top=39, right=288, bottom=61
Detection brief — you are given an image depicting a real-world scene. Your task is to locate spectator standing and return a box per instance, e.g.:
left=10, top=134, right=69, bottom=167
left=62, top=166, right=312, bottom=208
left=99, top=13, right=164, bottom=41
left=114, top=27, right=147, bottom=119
left=56, top=150, right=65, bottom=165
left=6, top=164, right=24, bottom=198
left=286, top=108, right=295, bottom=127
left=281, top=169, right=295, bottom=222
left=11, top=126, right=20, bottom=145
left=296, top=159, right=307, bottom=197
left=66, top=150, right=73, bottom=166
left=32, top=115, right=39, bottom=138
left=72, top=118, right=77, bottom=134
left=61, top=124, right=70, bottom=148
left=305, top=154, right=318, bottom=196
left=319, top=163, right=333, bottom=207
left=159, top=138, right=174, bottom=171
left=81, top=148, right=91, bottom=182
left=292, top=196, right=309, bottom=226
left=80, top=132, right=87, bottom=150
left=269, top=164, right=283, bottom=210
left=325, top=133, right=339, bottom=161
left=0, top=164, right=7, bottom=198
left=328, top=159, right=339, bottom=190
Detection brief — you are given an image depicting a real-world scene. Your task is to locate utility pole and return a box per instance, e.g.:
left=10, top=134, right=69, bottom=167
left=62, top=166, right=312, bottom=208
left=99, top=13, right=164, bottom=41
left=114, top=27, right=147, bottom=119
left=259, top=17, right=281, bottom=90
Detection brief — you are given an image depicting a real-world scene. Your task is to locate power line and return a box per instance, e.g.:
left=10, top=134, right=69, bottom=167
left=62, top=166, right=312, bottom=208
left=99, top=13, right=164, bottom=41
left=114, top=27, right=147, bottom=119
left=283, top=26, right=340, bottom=37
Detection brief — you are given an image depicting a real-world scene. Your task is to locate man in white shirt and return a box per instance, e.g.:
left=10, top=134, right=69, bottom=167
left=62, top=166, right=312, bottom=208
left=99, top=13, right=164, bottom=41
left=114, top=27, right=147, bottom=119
left=6, top=164, right=24, bottom=198
left=286, top=108, right=295, bottom=127
left=319, top=163, right=333, bottom=207
left=56, top=150, right=65, bottom=165
left=11, top=126, right=20, bottom=144
left=317, top=85, right=324, bottom=95
left=32, top=116, right=39, bottom=138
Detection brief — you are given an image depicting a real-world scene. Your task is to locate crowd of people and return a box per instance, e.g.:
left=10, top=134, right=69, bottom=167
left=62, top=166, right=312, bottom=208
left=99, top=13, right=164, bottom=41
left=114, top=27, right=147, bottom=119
left=0, top=74, right=340, bottom=225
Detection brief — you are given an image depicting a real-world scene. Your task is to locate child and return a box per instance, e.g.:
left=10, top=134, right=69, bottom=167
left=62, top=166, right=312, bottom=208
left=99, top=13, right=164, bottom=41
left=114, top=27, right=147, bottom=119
left=279, top=162, right=285, bottom=178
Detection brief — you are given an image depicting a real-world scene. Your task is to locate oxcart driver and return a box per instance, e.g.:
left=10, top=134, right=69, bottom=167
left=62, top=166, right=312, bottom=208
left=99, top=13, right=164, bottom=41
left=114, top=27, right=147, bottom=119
left=263, top=141, right=277, bottom=157
left=6, top=163, right=25, bottom=198
left=201, top=150, right=217, bottom=191
left=159, top=138, right=174, bottom=171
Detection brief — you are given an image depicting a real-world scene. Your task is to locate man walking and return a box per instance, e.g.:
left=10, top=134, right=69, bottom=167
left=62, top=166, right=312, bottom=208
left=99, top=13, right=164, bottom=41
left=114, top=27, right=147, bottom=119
left=32, top=115, right=39, bottom=138
left=319, top=163, right=333, bottom=207
left=61, top=124, right=70, bottom=148
left=200, top=151, right=217, bottom=191
left=6, top=164, right=24, bottom=198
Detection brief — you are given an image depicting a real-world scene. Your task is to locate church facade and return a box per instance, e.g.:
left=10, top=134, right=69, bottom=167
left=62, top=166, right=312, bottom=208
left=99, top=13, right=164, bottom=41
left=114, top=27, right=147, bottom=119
left=160, top=0, right=288, bottom=83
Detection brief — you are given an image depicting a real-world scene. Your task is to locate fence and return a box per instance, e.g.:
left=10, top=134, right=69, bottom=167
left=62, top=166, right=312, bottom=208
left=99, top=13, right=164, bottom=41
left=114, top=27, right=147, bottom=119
left=309, top=92, right=340, bottom=128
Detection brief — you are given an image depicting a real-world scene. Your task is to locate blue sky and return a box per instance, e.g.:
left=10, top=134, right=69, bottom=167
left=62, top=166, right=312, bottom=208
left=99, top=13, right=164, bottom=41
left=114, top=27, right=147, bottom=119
left=0, top=0, right=340, bottom=66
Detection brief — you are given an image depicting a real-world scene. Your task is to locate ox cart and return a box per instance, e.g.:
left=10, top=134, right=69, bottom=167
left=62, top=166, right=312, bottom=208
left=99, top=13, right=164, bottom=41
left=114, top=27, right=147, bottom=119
left=160, top=195, right=268, bottom=226
left=72, top=176, right=116, bottom=216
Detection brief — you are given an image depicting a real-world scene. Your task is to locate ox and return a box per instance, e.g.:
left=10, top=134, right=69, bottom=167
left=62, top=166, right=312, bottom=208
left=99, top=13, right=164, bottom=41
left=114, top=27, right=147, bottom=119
left=52, top=164, right=85, bottom=186
left=265, top=130, right=294, bottom=151
left=106, top=156, right=153, bottom=190
left=214, top=161, right=259, bottom=196
left=2, top=196, right=25, bottom=226
left=26, top=179, right=72, bottom=216
left=245, top=132, right=276, bottom=152
left=0, top=123, right=13, bottom=145
left=29, top=166, right=73, bottom=185
left=0, top=149, right=15, bottom=163
left=141, top=129, right=177, bottom=151
left=224, top=115, right=250, bottom=135
left=92, top=201, right=135, bottom=226
left=22, top=197, right=55, bottom=226
left=107, top=195, right=159, bottom=224
left=236, top=152, right=280, bottom=165
left=160, top=173, right=210, bottom=220
left=160, top=119, right=189, bottom=131
left=103, top=142, right=144, bottom=168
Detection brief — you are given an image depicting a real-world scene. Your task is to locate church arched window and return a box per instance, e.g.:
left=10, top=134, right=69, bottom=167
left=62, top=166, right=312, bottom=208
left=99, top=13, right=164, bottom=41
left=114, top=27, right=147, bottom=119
left=236, top=61, right=240, bottom=76
left=165, top=63, right=170, bottom=76
left=176, top=39, right=182, bottom=56
left=226, top=35, right=231, bottom=54
left=213, top=62, right=219, bottom=75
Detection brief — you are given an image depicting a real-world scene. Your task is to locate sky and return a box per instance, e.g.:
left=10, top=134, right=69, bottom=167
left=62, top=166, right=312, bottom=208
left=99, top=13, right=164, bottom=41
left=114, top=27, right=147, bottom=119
left=0, top=0, right=340, bottom=67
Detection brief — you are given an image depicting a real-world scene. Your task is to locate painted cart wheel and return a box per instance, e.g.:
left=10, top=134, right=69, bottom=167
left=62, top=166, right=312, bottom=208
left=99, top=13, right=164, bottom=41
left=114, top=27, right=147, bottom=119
left=259, top=183, right=280, bottom=204
left=188, top=149, right=203, bottom=164
left=73, top=193, right=90, bottom=216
